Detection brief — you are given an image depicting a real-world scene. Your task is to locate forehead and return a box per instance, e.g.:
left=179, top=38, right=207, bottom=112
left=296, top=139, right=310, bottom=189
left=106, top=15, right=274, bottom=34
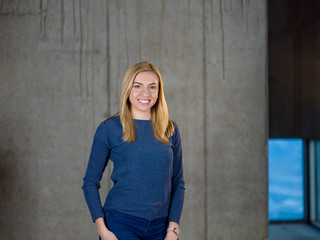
left=134, top=71, right=159, bottom=84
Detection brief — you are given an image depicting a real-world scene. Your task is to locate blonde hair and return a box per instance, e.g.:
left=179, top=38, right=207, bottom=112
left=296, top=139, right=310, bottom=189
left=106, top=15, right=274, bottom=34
left=119, top=61, right=174, bottom=143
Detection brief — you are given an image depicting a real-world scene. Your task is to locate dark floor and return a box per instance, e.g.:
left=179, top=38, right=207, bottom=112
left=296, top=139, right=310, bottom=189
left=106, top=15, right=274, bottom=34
left=269, top=223, right=320, bottom=240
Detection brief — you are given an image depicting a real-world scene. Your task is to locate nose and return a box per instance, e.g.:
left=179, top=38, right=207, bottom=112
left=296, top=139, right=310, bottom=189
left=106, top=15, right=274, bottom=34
left=141, top=87, right=150, bottom=96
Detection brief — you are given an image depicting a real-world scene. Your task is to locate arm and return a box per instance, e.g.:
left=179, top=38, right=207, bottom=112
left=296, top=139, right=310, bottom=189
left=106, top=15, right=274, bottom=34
left=82, top=136, right=110, bottom=222
left=82, top=121, right=115, bottom=216
left=166, top=123, right=185, bottom=240
left=82, top=122, right=119, bottom=239
left=168, top=123, right=185, bottom=224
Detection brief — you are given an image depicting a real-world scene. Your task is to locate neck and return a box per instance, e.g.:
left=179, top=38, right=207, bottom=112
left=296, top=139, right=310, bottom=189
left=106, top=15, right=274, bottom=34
left=132, top=111, right=150, bottom=120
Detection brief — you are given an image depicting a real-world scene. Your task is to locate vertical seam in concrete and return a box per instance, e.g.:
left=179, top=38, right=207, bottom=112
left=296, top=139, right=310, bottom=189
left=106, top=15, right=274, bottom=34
left=202, top=0, right=208, bottom=239
left=160, top=0, right=166, bottom=68
left=219, top=0, right=225, bottom=79
left=91, top=60, right=95, bottom=128
left=124, top=0, right=129, bottom=67
left=136, top=1, right=141, bottom=60
left=210, top=0, right=214, bottom=33
left=40, top=0, right=47, bottom=41
left=85, top=1, right=89, bottom=98
left=106, top=0, right=110, bottom=115
left=79, top=0, right=83, bottom=98
left=187, top=0, right=191, bottom=28
left=91, top=2, right=96, bottom=130
left=39, top=0, right=43, bottom=33
left=72, top=0, right=76, bottom=60
left=60, top=0, right=64, bottom=44
left=116, top=2, right=120, bottom=100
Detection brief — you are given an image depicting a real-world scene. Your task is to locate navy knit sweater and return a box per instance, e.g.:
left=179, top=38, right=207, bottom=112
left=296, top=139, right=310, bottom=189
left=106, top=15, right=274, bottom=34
left=82, top=116, right=185, bottom=224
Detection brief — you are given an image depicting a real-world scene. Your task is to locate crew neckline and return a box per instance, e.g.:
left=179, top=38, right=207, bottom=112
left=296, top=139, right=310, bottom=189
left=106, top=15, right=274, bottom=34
left=134, top=119, right=151, bottom=122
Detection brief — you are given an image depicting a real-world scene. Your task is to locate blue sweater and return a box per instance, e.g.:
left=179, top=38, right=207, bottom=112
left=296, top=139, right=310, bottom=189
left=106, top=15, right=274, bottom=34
left=82, top=116, right=185, bottom=224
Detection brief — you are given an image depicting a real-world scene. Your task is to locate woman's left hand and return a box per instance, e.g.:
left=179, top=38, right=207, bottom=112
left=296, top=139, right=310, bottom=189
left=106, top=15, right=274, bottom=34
left=164, top=230, right=178, bottom=240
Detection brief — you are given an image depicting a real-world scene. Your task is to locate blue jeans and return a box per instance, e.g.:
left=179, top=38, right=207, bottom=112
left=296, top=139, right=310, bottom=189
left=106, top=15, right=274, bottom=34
left=99, top=210, right=169, bottom=240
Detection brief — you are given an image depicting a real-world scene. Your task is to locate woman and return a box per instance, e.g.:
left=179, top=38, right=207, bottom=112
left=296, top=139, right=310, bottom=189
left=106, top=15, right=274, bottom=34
left=82, top=62, right=185, bottom=240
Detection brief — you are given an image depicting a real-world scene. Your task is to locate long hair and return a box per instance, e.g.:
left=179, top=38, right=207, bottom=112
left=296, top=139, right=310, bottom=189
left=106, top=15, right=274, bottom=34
left=119, top=61, right=174, bottom=143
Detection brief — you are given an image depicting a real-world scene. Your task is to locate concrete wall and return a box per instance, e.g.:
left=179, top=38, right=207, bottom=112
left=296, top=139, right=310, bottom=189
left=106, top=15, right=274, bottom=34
left=0, top=1, right=268, bottom=239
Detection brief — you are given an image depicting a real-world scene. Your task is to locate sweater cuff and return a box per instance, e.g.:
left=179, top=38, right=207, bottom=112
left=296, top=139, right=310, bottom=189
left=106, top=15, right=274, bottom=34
left=91, top=212, right=105, bottom=223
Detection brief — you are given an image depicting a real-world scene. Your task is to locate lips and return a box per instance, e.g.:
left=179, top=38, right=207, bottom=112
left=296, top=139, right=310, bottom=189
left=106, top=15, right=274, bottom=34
left=138, top=99, right=150, bottom=104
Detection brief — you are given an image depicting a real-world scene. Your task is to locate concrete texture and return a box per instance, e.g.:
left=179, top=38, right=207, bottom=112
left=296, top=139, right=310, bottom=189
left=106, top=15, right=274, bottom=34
left=0, top=0, right=267, bottom=239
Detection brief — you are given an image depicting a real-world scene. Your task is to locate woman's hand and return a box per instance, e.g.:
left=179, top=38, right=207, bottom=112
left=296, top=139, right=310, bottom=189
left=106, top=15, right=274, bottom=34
left=165, top=221, right=179, bottom=240
left=95, top=217, right=118, bottom=240
left=99, top=230, right=118, bottom=240
left=164, top=230, right=178, bottom=240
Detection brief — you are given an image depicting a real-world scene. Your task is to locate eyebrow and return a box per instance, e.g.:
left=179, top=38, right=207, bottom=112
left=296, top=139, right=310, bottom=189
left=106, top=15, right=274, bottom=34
left=133, top=81, right=157, bottom=85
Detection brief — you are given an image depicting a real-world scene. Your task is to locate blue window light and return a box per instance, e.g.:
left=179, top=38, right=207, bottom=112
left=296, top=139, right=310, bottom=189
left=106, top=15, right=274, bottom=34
left=268, top=139, right=304, bottom=220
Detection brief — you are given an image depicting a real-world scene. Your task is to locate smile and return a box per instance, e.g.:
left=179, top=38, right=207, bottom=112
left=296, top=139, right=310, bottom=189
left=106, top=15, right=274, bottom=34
left=138, top=99, right=150, bottom=104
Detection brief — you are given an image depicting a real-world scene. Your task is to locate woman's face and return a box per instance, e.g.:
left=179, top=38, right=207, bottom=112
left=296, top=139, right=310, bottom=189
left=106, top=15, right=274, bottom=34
left=129, top=71, right=159, bottom=119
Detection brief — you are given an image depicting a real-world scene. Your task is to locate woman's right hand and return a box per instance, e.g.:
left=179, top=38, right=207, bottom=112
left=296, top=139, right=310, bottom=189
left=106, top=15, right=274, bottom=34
left=95, top=217, right=118, bottom=240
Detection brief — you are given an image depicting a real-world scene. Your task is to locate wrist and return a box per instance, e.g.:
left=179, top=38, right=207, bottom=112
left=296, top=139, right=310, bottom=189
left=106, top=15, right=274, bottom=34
left=95, top=218, right=109, bottom=235
left=167, top=226, right=180, bottom=236
left=168, top=221, right=179, bottom=228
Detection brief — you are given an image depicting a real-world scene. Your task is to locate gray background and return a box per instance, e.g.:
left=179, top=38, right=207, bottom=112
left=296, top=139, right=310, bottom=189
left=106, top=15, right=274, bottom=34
left=0, top=0, right=268, bottom=239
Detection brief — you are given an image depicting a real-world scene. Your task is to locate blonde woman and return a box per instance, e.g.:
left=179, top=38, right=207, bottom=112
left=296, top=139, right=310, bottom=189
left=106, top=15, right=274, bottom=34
left=82, top=62, right=185, bottom=240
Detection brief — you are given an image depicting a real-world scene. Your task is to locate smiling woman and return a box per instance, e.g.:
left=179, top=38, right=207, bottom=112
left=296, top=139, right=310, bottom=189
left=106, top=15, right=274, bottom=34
left=82, top=61, right=185, bottom=240
left=119, top=62, right=174, bottom=144
left=129, top=71, right=159, bottom=120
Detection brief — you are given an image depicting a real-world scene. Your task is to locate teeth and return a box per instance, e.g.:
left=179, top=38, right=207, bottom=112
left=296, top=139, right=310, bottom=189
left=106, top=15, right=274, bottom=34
left=138, top=100, right=149, bottom=104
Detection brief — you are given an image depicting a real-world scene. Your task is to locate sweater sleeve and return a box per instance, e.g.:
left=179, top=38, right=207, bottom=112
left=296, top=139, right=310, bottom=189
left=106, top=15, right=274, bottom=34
left=82, top=122, right=111, bottom=222
left=168, top=123, right=185, bottom=224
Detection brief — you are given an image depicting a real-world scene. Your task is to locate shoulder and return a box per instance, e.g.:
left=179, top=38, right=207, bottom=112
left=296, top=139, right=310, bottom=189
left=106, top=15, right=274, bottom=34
left=94, top=116, right=122, bottom=140
left=170, top=120, right=181, bottom=140
left=102, top=115, right=121, bottom=128
left=170, top=120, right=179, bottom=132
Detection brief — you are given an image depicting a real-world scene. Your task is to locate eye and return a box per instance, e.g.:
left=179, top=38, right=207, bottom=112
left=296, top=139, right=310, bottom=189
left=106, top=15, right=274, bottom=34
left=150, top=86, right=157, bottom=90
left=133, top=85, right=141, bottom=89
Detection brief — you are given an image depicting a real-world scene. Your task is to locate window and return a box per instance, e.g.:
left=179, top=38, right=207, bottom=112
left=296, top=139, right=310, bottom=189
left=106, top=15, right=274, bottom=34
left=269, top=139, right=304, bottom=221
left=310, top=140, right=320, bottom=227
